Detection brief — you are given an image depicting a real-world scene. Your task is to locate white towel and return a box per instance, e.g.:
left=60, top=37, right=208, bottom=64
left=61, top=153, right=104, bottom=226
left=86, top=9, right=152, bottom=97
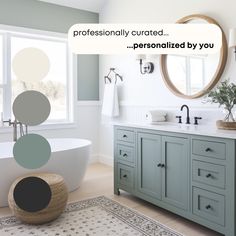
left=102, top=83, right=119, bottom=117
left=146, top=110, right=167, bottom=122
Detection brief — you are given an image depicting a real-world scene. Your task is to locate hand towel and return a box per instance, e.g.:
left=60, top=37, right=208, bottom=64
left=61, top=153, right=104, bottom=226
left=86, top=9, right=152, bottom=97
left=102, top=83, right=119, bottom=117
left=146, top=110, right=167, bottom=122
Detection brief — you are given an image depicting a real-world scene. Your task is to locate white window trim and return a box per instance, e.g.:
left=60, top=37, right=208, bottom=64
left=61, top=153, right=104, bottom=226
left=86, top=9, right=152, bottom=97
left=0, top=24, right=77, bottom=130
left=0, top=24, right=66, bottom=41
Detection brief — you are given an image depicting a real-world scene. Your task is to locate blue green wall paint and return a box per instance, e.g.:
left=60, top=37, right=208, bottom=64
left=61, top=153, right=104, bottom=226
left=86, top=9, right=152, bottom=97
left=77, top=55, right=99, bottom=100
left=0, top=0, right=99, bottom=100
left=13, top=134, right=51, bottom=169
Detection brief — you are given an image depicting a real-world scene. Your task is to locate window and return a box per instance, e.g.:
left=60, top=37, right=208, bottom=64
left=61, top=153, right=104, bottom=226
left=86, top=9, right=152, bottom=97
left=0, top=34, right=3, bottom=114
left=167, top=55, right=206, bottom=95
left=0, top=26, right=75, bottom=125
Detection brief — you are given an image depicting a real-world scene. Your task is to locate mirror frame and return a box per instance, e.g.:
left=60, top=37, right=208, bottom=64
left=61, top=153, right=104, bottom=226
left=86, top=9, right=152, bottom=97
left=160, top=14, right=228, bottom=99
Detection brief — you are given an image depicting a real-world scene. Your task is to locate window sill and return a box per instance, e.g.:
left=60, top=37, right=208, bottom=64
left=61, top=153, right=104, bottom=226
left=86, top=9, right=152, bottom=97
left=77, top=101, right=101, bottom=106
left=0, top=122, right=77, bottom=134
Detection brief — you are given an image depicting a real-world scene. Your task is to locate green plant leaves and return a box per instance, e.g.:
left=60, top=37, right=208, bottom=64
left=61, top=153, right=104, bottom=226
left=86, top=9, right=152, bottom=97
left=206, top=80, right=236, bottom=121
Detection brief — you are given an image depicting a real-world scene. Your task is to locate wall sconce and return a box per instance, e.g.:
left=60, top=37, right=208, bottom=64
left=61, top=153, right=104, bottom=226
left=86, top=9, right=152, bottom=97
left=136, top=54, right=154, bottom=74
left=229, top=28, right=236, bottom=60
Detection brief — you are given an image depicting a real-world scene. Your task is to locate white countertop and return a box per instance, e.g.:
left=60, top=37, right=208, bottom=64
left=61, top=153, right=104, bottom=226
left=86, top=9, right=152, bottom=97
left=114, top=121, right=236, bottom=139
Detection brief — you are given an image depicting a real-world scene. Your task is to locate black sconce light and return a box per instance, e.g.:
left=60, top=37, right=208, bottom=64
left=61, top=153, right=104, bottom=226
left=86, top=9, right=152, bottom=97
left=229, top=28, right=236, bottom=60
left=136, top=54, right=154, bottom=74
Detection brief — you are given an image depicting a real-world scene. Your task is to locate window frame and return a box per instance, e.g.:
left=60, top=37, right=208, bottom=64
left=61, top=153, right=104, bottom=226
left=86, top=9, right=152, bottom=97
left=0, top=24, right=76, bottom=127
left=0, top=33, right=4, bottom=114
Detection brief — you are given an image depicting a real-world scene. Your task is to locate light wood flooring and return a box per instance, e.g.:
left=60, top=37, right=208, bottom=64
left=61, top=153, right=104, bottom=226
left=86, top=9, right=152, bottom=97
left=0, top=163, right=222, bottom=236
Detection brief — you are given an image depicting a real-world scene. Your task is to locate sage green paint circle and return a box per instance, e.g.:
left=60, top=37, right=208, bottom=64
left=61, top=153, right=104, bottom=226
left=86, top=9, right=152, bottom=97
left=13, top=134, right=51, bottom=169
left=12, top=47, right=50, bottom=82
left=13, top=90, right=51, bottom=126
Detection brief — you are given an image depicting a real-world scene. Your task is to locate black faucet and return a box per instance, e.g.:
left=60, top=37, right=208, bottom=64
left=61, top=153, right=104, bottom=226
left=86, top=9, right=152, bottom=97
left=180, top=104, right=190, bottom=124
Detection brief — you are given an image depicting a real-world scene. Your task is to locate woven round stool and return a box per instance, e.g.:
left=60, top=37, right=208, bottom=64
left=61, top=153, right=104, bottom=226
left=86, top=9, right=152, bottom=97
left=8, top=173, right=68, bottom=224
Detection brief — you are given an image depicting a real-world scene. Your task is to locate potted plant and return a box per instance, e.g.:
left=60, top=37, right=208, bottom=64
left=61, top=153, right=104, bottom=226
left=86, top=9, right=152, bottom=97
left=206, top=80, right=236, bottom=130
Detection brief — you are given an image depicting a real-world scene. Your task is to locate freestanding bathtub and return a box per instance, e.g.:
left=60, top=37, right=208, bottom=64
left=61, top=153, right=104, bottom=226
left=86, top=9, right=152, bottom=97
left=0, top=138, right=91, bottom=207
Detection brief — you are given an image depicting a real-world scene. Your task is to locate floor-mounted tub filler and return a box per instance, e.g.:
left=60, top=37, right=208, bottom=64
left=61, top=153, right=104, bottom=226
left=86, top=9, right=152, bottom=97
left=0, top=138, right=91, bottom=207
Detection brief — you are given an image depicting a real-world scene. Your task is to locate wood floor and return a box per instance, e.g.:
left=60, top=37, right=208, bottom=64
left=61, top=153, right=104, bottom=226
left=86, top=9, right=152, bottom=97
left=0, top=163, right=222, bottom=236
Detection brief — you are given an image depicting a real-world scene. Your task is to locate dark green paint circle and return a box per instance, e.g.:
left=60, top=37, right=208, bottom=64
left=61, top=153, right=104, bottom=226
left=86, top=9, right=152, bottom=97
left=13, top=176, right=52, bottom=212
left=13, top=134, right=51, bottom=169
left=13, top=90, right=51, bottom=126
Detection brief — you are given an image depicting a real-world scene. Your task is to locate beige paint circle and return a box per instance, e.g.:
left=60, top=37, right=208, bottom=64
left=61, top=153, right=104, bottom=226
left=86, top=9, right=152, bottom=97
left=12, top=47, right=50, bottom=82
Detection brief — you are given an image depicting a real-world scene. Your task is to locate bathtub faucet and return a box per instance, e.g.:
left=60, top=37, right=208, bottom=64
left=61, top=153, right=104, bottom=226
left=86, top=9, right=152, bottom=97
left=3, top=119, right=28, bottom=142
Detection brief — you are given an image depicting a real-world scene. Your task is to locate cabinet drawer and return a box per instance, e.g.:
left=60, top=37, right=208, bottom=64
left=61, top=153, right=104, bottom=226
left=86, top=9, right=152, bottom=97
left=117, top=144, right=135, bottom=164
left=118, top=164, right=134, bottom=189
left=192, top=160, right=225, bottom=189
left=117, top=129, right=134, bottom=143
left=193, top=187, right=225, bottom=226
left=192, top=139, right=226, bottom=160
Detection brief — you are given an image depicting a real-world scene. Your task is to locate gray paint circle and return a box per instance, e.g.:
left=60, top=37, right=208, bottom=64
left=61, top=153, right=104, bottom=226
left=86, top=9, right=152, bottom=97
left=13, top=90, right=51, bottom=126
left=13, top=134, right=51, bottom=169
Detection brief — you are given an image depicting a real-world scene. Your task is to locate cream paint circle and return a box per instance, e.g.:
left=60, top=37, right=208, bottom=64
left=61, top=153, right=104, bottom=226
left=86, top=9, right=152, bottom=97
left=12, top=47, right=50, bottom=82
left=13, top=90, right=51, bottom=126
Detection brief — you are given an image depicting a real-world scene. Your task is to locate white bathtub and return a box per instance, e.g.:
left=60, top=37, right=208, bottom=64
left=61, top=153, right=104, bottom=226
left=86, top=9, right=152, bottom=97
left=0, top=138, right=91, bottom=207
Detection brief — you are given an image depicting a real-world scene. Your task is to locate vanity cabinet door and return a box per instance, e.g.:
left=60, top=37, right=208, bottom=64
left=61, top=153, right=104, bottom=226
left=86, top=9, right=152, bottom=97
left=137, top=133, right=162, bottom=200
left=161, top=136, right=189, bottom=210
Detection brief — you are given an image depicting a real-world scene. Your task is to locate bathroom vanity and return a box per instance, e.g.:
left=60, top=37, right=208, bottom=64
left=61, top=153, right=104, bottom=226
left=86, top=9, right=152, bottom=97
left=114, top=123, right=236, bottom=236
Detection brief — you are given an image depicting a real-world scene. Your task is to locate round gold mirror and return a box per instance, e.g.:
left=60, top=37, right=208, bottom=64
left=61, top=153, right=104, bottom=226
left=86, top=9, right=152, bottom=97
left=160, top=14, right=228, bottom=99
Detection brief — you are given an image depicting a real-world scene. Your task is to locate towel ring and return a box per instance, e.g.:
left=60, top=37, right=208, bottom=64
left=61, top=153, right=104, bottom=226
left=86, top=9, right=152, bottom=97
left=104, top=76, right=111, bottom=84
left=104, top=68, right=123, bottom=84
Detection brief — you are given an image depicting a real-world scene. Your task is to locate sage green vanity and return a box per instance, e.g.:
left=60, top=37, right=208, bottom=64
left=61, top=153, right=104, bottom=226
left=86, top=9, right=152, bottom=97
left=114, top=124, right=236, bottom=236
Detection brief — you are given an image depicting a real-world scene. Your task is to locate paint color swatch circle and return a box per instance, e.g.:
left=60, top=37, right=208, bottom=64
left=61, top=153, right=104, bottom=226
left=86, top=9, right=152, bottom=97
left=12, top=47, right=50, bottom=82
left=13, top=90, right=51, bottom=126
left=13, top=176, right=51, bottom=212
left=13, top=134, right=51, bottom=169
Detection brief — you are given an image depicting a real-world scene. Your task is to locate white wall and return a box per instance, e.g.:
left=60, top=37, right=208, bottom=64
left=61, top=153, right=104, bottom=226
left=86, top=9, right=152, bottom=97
left=98, top=0, right=236, bottom=162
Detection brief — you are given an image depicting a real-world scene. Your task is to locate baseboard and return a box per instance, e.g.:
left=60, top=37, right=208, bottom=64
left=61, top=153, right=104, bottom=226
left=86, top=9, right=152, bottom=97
left=89, top=154, right=99, bottom=164
left=98, top=154, right=113, bottom=166
left=88, top=154, right=113, bottom=166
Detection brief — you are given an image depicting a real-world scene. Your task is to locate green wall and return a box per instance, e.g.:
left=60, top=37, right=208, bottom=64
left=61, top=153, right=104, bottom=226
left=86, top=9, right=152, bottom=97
left=78, top=55, right=99, bottom=100
left=0, top=0, right=99, bottom=100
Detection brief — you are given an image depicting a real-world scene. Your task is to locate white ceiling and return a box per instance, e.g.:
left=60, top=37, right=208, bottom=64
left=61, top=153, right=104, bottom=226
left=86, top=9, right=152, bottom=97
left=38, top=0, right=107, bottom=13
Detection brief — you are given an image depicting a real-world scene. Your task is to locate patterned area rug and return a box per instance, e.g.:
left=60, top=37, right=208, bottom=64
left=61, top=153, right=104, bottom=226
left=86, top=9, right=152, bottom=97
left=0, top=196, right=183, bottom=236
